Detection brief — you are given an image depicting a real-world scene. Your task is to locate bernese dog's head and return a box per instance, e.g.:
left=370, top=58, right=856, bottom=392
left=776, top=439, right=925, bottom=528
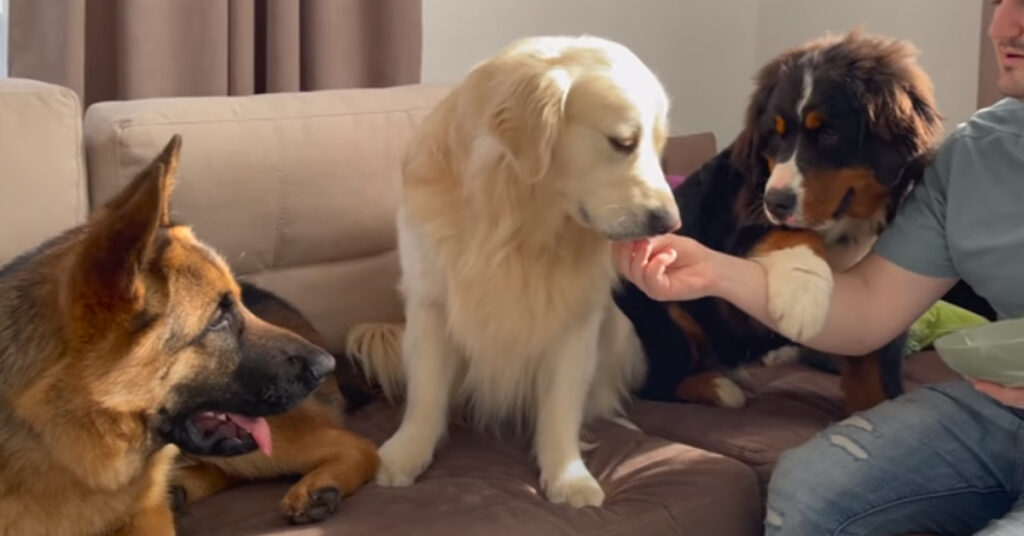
left=732, top=30, right=944, bottom=233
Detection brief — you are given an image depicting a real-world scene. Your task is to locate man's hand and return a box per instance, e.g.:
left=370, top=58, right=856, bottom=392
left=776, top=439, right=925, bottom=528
left=970, top=379, right=1024, bottom=409
left=612, top=235, right=718, bottom=302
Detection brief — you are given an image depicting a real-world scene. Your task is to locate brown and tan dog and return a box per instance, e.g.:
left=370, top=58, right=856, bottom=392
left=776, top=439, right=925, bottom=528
left=171, top=282, right=380, bottom=524
left=0, top=135, right=377, bottom=536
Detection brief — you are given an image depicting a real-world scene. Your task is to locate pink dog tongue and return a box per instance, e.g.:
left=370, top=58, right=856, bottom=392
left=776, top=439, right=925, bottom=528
left=227, top=413, right=272, bottom=457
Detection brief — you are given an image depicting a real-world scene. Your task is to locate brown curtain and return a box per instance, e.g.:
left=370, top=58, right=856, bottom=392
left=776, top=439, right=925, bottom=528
left=979, top=0, right=1001, bottom=108
left=9, top=0, right=421, bottom=107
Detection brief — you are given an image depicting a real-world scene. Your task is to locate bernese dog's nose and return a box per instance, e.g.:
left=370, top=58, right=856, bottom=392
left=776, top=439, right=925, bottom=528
left=645, top=208, right=681, bottom=235
left=764, top=188, right=797, bottom=219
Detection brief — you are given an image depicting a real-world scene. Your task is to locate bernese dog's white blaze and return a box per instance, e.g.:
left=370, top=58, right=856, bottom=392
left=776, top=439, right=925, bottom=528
left=753, top=243, right=833, bottom=342
left=765, top=66, right=815, bottom=227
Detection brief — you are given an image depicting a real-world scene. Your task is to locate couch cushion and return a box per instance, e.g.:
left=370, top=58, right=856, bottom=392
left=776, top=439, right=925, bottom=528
left=175, top=401, right=762, bottom=536
left=0, top=78, right=88, bottom=266
left=629, top=352, right=966, bottom=484
left=629, top=363, right=848, bottom=484
left=83, top=84, right=452, bottom=353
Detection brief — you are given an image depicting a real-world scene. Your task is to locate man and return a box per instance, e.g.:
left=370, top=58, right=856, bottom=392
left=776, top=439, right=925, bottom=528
left=614, top=1, right=1024, bottom=534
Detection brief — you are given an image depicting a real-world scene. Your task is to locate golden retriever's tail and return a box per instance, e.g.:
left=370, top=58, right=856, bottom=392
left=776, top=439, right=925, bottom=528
left=345, top=322, right=406, bottom=402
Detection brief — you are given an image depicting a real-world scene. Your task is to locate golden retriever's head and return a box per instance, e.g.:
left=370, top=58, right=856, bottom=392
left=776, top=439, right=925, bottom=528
left=466, top=36, right=680, bottom=240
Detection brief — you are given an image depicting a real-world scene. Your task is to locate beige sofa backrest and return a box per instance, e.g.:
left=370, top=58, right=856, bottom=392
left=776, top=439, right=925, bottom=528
left=83, top=85, right=452, bottom=353
left=0, top=79, right=89, bottom=266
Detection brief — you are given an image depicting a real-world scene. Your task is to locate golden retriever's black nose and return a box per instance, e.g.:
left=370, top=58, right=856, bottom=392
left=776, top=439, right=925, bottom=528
left=764, top=188, right=797, bottom=219
left=645, top=208, right=681, bottom=235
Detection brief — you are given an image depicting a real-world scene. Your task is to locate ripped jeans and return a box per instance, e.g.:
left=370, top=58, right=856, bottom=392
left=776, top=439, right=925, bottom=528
left=766, top=381, right=1024, bottom=536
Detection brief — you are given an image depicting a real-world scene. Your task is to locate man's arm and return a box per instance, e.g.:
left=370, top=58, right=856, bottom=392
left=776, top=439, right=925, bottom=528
left=710, top=249, right=957, bottom=355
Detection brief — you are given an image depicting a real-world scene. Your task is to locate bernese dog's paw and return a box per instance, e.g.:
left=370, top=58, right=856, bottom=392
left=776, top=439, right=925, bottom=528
left=711, top=376, right=748, bottom=409
left=754, top=246, right=833, bottom=342
left=762, top=345, right=802, bottom=366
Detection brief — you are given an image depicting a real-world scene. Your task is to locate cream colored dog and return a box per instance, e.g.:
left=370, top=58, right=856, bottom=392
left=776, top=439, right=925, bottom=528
left=348, top=35, right=679, bottom=508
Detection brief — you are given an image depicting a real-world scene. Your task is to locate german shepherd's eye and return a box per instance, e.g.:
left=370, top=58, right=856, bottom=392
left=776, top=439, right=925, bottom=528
left=206, top=294, right=234, bottom=332
left=208, top=309, right=230, bottom=331
left=608, top=136, right=637, bottom=154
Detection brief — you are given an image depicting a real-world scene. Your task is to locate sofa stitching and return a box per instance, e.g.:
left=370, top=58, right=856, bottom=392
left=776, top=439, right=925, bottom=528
left=270, top=133, right=285, bottom=270
left=57, top=89, right=88, bottom=222
left=100, top=105, right=439, bottom=129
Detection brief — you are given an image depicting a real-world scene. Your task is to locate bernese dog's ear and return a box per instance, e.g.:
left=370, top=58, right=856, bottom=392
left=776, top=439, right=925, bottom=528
left=854, top=35, right=944, bottom=180
left=730, top=56, right=787, bottom=177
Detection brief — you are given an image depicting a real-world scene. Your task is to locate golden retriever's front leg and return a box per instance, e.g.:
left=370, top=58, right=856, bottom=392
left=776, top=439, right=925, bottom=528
left=376, top=300, right=457, bottom=487
left=535, top=315, right=605, bottom=508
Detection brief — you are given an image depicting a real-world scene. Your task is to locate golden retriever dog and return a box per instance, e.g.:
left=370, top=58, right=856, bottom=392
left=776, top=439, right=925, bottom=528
left=348, top=35, right=679, bottom=507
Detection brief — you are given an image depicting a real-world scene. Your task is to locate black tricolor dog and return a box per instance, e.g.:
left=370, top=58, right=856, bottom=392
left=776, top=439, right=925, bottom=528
left=615, top=30, right=944, bottom=412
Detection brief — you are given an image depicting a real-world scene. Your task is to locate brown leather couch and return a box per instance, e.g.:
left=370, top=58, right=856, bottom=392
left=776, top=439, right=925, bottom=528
left=0, top=77, right=960, bottom=536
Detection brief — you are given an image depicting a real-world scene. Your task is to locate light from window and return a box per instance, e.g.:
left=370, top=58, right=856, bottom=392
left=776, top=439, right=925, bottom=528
left=0, top=0, right=8, bottom=78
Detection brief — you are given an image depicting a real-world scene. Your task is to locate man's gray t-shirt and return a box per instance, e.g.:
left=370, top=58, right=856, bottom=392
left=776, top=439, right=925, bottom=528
left=873, top=97, right=1024, bottom=319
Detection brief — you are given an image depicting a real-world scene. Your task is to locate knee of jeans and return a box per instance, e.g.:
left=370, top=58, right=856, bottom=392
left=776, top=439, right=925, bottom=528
left=765, top=439, right=844, bottom=534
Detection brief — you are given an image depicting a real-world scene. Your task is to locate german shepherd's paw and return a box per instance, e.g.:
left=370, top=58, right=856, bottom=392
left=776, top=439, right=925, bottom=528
left=541, top=466, right=605, bottom=508
left=755, top=245, right=833, bottom=342
left=375, top=435, right=432, bottom=487
left=282, top=485, right=342, bottom=525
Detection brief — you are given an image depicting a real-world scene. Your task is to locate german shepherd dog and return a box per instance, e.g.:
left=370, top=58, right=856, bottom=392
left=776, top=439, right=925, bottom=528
left=0, top=136, right=377, bottom=536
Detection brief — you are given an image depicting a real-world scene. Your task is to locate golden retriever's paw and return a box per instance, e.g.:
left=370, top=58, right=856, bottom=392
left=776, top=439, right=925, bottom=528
left=542, top=467, right=605, bottom=507
left=282, top=486, right=341, bottom=525
left=755, top=246, right=833, bottom=342
left=375, top=437, right=432, bottom=487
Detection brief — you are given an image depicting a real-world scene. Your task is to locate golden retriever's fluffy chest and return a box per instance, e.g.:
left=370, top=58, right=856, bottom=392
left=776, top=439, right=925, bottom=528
left=444, top=237, right=616, bottom=359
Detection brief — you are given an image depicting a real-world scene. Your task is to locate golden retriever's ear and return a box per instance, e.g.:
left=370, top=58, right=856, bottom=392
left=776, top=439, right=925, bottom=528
left=487, top=65, right=571, bottom=183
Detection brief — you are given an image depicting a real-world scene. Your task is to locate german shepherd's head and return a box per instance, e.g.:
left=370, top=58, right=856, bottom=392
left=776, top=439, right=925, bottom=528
left=0, top=135, right=333, bottom=464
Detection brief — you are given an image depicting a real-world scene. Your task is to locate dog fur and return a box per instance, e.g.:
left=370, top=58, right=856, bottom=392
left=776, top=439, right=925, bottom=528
left=347, top=35, right=680, bottom=508
left=0, top=136, right=374, bottom=535
left=615, top=30, right=944, bottom=413
left=171, top=282, right=380, bottom=525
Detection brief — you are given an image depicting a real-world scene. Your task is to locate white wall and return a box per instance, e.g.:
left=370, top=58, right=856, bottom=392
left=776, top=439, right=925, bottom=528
left=422, top=0, right=982, bottom=144
left=0, top=0, right=8, bottom=78
left=422, top=0, right=759, bottom=147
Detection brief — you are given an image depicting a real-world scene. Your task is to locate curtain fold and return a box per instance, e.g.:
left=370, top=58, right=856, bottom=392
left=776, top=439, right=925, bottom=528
left=9, top=0, right=422, bottom=106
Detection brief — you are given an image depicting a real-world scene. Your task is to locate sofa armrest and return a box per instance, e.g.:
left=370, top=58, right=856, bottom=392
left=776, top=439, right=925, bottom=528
left=0, top=78, right=88, bottom=266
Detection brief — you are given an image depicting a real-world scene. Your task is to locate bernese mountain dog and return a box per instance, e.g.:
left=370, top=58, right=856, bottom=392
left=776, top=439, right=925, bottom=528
left=615, top=30, right=944, bottom=413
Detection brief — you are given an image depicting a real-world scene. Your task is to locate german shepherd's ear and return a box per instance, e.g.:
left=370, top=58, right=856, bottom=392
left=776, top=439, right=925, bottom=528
left=484, top=61, right=571, bottom=183
left=68, top=135, right=182, bottom=314
left=847, top=34, right=943, bottom=192
left=857, top=40, right=943, bottom=163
